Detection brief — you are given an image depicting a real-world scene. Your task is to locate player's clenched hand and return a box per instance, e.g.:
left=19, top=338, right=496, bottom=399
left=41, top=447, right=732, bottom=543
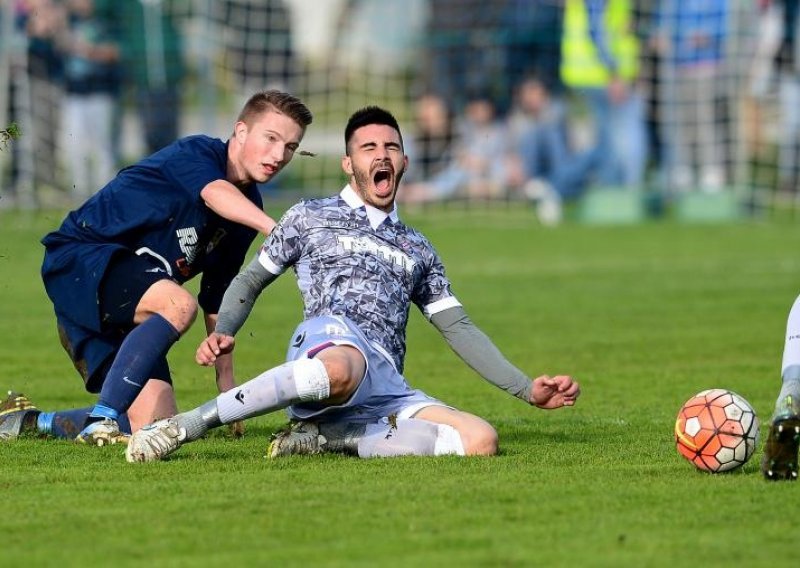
left=529, top=375, right=580, bottom=409
left=196, top=333, right=235, bottom=366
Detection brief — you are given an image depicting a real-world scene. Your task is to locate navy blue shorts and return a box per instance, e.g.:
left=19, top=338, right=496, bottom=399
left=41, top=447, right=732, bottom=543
left=98, top=252, right=174, bottom=328
left=76, top=252, right=174, bottom=392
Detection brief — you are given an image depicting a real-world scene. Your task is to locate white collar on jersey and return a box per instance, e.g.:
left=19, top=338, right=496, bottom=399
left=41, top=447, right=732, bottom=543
left=340, top=184, right=400, bottom=230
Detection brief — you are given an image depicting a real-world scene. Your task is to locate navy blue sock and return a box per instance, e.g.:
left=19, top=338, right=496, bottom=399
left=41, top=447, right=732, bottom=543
left=37, top=408, right=132, bottom=438
left=90, top=314, right=179, bottom=422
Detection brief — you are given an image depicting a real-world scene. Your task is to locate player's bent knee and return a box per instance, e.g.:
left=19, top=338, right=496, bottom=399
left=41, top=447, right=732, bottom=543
left=317, top=346, right=365, bottom=403
left=160, top=288, right=198, bottom=332
left=462, top=423, right=499, bottom=456
left=323, top=364, right=359, bottom=402
left=137, top=281, right=198, bottom=332
left=413, top=406, right=498, bottom=457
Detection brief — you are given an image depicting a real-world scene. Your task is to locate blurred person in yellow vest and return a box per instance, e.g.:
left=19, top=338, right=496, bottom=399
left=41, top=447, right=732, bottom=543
left=561, top=0, right=647, bottom=190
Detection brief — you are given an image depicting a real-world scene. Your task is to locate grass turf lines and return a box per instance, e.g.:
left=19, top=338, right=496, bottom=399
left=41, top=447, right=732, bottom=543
left=0, top=207, right=797, bottom=567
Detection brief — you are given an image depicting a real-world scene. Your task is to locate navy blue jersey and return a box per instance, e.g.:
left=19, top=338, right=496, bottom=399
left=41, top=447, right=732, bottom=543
left=41, top=135, right=262, bottom=378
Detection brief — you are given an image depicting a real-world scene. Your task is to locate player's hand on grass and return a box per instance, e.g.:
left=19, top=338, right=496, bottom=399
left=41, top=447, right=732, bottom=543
left=196, top=333, right=236, bottom=366
left=530, top=375, right=580, bottom=409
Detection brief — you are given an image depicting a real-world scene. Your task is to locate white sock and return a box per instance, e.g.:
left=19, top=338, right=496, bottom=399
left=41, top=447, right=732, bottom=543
left=356, top=419, right=465, bottom=458
left=781, top=295, right=800, bottom=375
left=778, top=295, right=800, bottom=411
left=777, top=379, right=800, bottom=405
left=216, top=358, right=330, bottom=423
left=433, top=422, right=466, bottom=456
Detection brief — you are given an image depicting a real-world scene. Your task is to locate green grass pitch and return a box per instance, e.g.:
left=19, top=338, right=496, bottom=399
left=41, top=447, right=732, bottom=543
left=0, top=206, right=797, bottom=567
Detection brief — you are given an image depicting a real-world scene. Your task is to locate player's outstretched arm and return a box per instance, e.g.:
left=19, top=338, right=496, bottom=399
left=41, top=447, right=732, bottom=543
left=202, top=254, right=277, bottom=365
left=529, top=375, right=581, bottom=409
left=201, top=180, right=277, bottom=235
left=430, top=306, right=581, bottom=408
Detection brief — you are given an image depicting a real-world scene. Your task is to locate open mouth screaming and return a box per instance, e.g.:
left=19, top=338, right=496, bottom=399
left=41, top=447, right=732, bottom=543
left=373, top=166, right=393, bottom=197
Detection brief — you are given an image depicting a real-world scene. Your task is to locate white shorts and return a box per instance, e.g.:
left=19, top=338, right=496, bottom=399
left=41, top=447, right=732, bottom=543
left=284, top=315, right=450, bottom=423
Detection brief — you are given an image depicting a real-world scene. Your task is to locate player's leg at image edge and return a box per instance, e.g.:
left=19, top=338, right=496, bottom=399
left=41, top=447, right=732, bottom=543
left=762, top=393, right=800, bottom=481
left=0, top=391, right=39, bottom=440
left=0, top=390, right=133, bottom=443
left=763, top=302, right=800, bottom=481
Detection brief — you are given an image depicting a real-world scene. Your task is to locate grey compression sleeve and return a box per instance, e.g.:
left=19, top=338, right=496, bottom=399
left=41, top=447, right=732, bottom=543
left=430, top=306, right=533, bottom=402
left=215, top=255, right=278, bottom=336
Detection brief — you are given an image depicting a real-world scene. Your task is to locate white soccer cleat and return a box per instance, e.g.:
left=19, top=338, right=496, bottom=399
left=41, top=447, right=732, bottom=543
left=76, top=418, right=129, bottom=446
left=126, top=418, right=186, bottom=463
left=267, top=421, right=325, bottom=458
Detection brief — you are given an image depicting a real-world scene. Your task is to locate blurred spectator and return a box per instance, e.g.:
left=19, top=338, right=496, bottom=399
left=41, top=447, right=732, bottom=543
left=561, top=0, right=648, bottom=190
left=216, top=0, right=296, bottom=98
left=400, top=93, right=460, bottom=205
left=503, top=0, right=566, bottom=103
left=60, top=0, right=120, bottom=202
left=509, top=75, right=601, bottom=225
left=401, top=92, right=520, bottom=204
left=769, top=0, right=800, bottom=195
left=742, top=1, right=781, bottom=167
left=456, top=94, right=522, bottom=200
left=22, top=0, right=67, bottom=194
left=403, top=92, right=456, bottom=186
left=117, top=0, right=186, bottom=155
left=633, top=0, right=667, bottom=187
left=652, top=0, right=729, bottom=193
left=417, top=0, right=507, bottom=115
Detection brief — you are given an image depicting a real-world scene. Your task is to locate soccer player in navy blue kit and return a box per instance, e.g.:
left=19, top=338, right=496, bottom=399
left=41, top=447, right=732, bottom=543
left=0, top=90, right=313, bottom=445
left=126, top=106, right=580, bottom=463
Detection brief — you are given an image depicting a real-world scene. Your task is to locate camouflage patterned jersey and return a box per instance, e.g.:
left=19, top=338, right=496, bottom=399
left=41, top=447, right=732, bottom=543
left=258, top=186, right=462, bottom=372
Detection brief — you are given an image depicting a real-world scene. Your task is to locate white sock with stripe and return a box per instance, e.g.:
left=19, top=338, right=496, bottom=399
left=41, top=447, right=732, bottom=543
left=779, top=295, right=800, bottom=413
left=355, top=418, right=465, bottom=458
left=217, top=358, right=330, bottom=423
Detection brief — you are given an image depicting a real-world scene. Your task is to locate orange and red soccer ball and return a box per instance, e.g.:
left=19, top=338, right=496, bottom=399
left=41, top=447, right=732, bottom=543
left=674, top=389, right=760, bottom=473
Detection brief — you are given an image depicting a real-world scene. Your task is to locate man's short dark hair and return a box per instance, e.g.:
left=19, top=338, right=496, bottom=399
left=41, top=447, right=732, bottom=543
left=344, top=106, right=403, bottom=154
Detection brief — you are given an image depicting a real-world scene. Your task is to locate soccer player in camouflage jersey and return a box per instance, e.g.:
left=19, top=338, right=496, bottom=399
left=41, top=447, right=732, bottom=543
left=0, top=91, right=312, bottom=445
left=126, top=106, right=580, bottom=462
